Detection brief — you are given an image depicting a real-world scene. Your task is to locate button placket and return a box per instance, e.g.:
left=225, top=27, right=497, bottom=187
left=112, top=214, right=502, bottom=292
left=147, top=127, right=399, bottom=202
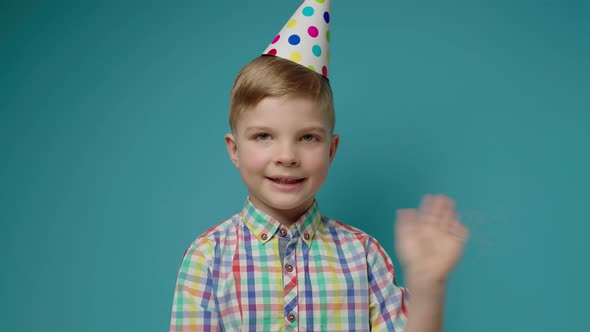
left=282, top=230, right=299, bottom=331
left=283, top=231, right=297, bottom=273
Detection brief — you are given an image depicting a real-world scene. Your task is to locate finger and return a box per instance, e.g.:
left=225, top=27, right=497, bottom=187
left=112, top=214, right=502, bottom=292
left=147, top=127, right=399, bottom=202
left=440, top=210, right=459, bottom=235
left=437, top=196, right=457, bottom=234
left=418, top=194, right=433, bottom=215
left=395, top=208, right=418, bottom=230
left=429, top=194, right=455, bottom=217
left=418, top=194, right=436, bottom=223
left=396, top=208, right=418, bottom=223
left=420, top=194, right=455, bottom=226
left=449, top=220, right=469, bottom=241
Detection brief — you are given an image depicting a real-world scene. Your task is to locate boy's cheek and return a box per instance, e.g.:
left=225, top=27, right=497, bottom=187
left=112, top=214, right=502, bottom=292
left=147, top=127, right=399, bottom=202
left=238, top=151, right=269, bottom=170
left=305, top=156, right=332, bottom=173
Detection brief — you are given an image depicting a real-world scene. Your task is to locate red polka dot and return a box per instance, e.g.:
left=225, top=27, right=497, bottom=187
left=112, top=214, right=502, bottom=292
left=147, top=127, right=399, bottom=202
left=322, top=66, right=328, bottom=77
left=307, top=26, right=319, bottom=38
left=272, top=35, right=280, bottom=44
left=267, top=49, right=277, bottom=55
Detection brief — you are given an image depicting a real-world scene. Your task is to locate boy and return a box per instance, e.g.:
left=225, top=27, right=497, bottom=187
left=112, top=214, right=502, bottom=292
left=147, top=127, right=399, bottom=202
left=170, top=1, right=468, bottom=331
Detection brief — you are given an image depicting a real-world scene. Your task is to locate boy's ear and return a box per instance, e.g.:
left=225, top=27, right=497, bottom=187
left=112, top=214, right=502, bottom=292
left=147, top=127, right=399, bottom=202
left=225, top=133, right=239, bottom=168
left=329, top=134, right=339, bottom=163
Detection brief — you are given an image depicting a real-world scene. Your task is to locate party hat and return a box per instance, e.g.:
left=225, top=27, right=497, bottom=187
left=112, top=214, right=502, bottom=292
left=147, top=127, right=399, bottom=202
left=263, top=0, right=331, bottom=78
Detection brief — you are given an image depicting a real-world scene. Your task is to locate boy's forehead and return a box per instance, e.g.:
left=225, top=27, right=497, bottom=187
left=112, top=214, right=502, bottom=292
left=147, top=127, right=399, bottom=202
left=236, top=97, right=331, bottom=131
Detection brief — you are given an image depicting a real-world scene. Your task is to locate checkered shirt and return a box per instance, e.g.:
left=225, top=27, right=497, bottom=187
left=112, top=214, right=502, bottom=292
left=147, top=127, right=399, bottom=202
left=170, top=199, right=408, bottom=331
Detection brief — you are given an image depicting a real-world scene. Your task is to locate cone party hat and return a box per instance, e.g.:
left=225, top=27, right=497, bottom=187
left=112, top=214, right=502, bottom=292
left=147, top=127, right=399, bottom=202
left=263, top=0, right=331, bottom=78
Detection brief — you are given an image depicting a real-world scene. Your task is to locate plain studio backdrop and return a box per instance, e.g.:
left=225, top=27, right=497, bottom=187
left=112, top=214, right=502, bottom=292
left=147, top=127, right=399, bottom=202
left=1, top=0, right=588, bottom=331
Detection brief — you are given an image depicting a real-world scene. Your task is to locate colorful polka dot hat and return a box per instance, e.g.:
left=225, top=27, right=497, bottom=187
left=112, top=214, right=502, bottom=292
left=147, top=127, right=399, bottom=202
left=263, top=0, right=331, bottom=78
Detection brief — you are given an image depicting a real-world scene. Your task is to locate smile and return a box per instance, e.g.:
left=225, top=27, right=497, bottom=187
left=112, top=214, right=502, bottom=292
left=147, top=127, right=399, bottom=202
left=267, top=177, right=306, bottom=185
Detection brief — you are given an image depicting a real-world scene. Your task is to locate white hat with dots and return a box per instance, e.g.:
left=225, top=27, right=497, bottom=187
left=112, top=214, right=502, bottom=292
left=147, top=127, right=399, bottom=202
left=263, top=0, right=331, bottom=78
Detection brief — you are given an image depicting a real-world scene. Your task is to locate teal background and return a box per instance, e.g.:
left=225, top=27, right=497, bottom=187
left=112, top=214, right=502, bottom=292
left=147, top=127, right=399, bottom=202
left=1, top=0, right=588, bottom=331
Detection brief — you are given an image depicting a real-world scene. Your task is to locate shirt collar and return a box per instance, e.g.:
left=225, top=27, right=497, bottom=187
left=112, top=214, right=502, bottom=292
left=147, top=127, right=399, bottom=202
left=241, top=198, right=322, bottom=245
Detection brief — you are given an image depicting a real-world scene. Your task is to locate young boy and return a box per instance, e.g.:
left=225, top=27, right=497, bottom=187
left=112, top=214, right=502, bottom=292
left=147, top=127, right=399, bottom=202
left=170, top=1, right=468, bottom=331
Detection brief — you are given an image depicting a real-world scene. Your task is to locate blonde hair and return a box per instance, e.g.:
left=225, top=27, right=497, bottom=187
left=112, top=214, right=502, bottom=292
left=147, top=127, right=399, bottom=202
left=229, top=56, right=335, bottom=133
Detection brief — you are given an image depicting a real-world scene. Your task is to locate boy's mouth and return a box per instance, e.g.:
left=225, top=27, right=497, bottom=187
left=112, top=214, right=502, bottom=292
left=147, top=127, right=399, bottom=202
left=267, top=177, right=306, bottom=184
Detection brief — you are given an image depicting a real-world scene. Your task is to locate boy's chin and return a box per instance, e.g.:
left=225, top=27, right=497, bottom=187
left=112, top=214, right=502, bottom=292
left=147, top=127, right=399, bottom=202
left=273, top=201, right=313, bottom=212
left=254, top=195, right=315, bottom=212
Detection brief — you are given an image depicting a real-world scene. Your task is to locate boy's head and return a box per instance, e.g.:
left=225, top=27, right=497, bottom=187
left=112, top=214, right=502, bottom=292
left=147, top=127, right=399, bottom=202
left=224, top=1, right=336, bottom=223
left=225, top=55, right=339, bottom=224
left=229, top=55, right=335, bottom=134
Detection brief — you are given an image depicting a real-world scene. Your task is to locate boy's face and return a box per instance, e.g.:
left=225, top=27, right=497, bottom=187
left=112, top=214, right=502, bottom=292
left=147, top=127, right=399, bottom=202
left=225, top=96, right=339, bottom=224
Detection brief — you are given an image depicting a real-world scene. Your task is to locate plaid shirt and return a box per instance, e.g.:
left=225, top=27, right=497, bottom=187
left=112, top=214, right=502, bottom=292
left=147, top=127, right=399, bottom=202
left=170, top=199, right=408, bottom=331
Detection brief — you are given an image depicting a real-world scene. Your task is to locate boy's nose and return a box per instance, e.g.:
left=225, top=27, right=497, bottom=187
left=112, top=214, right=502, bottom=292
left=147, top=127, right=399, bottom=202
left=274, top=143, right=299, bottom=166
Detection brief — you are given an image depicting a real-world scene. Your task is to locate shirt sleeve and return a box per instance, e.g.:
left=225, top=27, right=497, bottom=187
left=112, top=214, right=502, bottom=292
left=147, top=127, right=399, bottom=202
left=170, top=239, right=220, bottom=332
left=366, top=237, right=409, bottom=332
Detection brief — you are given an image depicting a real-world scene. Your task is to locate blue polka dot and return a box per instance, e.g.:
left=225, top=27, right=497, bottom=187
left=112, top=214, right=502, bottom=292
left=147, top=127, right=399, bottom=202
left=302, top=6, right=314, bottom=16
left=323, top=11, right=330, bottom=23
left=288, top=34, right=301, bottom=45
left=312, top=45, right=322, bottom=57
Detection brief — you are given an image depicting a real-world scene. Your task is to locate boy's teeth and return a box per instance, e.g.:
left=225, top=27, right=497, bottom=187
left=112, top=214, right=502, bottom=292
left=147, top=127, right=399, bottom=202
left=273, top=178, right=300, bottom=184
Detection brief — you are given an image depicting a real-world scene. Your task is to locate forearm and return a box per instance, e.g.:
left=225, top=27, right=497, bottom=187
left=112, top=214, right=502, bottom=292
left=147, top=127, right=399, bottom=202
left=404, top=274, right=447, bottom=332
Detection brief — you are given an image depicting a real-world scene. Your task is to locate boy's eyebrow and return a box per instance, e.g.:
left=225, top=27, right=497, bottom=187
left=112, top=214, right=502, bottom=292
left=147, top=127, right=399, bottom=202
left=298, top=126, right=329, bottom=134
left=244, top=126, right=274, bottom=133
left=244, top=126, right=329, bottom=133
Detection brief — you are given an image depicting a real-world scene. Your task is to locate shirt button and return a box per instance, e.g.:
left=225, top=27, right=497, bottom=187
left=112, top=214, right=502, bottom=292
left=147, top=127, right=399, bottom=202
left=285, top=264, right=293, bottom=272
left=261, top=233, right=268, bottom=240
left=279, top=228, right=287, bottom=237
left=287, top=313, right=296, bottom=322
left=304, top=233, right=310, bottom=240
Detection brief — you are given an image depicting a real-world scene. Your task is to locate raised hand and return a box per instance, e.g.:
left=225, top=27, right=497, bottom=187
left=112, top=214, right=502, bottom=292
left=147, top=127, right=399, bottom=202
left=394, top=194, right=468, bottom=284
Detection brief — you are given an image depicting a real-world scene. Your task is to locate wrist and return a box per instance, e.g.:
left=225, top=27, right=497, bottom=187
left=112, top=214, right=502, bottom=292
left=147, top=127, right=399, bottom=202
left=405, top=271, right=448, bottom=295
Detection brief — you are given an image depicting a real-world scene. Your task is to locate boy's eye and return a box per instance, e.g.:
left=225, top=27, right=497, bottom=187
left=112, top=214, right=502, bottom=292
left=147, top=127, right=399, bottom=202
left=254, top=133, right=271, bottom=141
left=301, top=134, right=319, bottom=142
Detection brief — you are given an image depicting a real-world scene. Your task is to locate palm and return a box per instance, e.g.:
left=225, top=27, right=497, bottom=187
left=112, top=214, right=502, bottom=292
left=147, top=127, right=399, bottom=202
left=395, top=195, right=468, bottom=281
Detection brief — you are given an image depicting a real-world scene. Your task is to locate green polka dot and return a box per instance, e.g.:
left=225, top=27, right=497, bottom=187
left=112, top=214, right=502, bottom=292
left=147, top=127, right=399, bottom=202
left=307, top=65, right=316, bottom=71
left=316, top=0, right=325, bottom=3
left=326, top=30, right=330, bottom=42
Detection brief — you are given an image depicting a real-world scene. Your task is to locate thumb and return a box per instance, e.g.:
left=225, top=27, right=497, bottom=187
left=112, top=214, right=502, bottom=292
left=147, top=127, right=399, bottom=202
left=395, top=208, right=418, bottom=234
